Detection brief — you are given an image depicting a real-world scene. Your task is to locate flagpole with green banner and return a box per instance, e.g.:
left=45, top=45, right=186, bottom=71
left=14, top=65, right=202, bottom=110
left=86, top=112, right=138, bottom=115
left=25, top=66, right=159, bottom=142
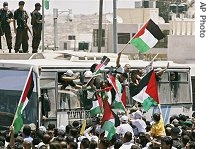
left=12, top=67, right=33, bottom=132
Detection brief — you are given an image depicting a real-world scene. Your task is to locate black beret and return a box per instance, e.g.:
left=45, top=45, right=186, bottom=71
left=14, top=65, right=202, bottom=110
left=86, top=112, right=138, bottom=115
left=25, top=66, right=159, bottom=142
left=19, top=1, right=25, bottom=5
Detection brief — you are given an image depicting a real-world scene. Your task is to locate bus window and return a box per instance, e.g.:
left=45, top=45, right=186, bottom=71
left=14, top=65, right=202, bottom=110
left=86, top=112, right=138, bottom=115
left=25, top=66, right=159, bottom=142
left=0, top=69, right=37, bottom=129
left=169, top=72, right=191, bottom=103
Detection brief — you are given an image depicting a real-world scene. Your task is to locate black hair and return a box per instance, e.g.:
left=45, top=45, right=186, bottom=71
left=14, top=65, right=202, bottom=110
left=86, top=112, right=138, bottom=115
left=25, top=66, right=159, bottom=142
left=124, top=131, right=133, bottom=142
left=89, top=140, right=98, bottom=149
left=90, top=63, right=98, bottom=73
left=81, top=138, right=90, bottom=148
left=65, top=124, right=72, bottom=134
left=19, top=1, right=25, bottom=5
left=153, top=113, right=161, bottom=122
left=23, top=125, right=31, bottom=136
left=48, top=123, right=55, bottom=131
left=69, top=141, right=78, bottom=149
left=161, top=136, right=173, bottom=148
left=99, top=138, right=110, bottom=149
left=114, top=139, right=123, bottom=149
left=65, top=135, right=74, bottom=144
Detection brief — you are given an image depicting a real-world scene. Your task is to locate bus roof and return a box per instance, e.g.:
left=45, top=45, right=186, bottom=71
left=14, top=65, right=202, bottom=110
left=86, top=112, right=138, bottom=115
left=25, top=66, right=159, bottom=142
left=0, top=51, right=192, bottom=72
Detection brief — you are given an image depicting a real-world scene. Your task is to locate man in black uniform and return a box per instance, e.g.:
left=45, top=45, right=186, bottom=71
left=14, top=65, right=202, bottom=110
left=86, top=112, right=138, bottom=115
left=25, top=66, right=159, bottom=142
left=31, top=3, right=42, bottom=53
left=0, top=2, right=13, bottom=53
left=13, top=1, right=29, bottom=53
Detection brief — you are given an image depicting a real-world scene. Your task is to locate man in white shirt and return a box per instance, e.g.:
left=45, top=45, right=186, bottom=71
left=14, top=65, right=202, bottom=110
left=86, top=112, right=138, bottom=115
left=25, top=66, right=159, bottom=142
left=116, top=115, right=134, bottom=139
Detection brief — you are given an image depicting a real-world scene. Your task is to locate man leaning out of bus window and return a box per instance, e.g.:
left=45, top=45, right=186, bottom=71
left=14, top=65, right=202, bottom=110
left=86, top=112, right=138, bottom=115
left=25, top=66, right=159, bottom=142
left=61, top=69, right=82, bottom=90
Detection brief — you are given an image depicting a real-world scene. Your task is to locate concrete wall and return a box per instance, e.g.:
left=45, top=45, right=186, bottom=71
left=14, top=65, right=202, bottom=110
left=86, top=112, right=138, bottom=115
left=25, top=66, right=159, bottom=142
left=117, top=8, right=159, bottom=24
left=167, top=35, right=195, bottom=63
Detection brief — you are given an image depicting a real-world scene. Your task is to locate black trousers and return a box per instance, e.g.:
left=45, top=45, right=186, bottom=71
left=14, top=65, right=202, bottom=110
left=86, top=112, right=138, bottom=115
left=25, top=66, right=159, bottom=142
left=14, top=27, right=29, bottom=53
left=32, top=27, right=42, bottom=53
left=0, top=27, right=12, bottom=52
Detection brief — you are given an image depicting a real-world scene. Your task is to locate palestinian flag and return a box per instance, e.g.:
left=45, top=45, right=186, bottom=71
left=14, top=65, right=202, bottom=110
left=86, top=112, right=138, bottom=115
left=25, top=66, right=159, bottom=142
left=121, top=86, right=127, bottom=107
left=13, top=68, right=34, bottom=133
left=131, top=70, right=159, bottom=112
left=107, top=74, right=125, bottom=111
left=90, top=93, right=103, bottom=116
left=130, top=19, right=165, bottom=53
left=94, top=56, right=110, bottom=74
left=101, top=100, right=115, bottom=140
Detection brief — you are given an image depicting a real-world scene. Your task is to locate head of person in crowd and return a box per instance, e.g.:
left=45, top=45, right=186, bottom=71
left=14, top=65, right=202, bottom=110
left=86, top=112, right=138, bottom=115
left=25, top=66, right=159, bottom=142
left=152, top=113, right=161, bottom=122
left=60, top=140, right=68, bottom=148
left=19, top=1, right=25, bottom=10
left=36, top=142, right=47, bottom=149
left=131, top=144, right=141, bottom=149
left=123, top=131, right=132, bottom=143
left=165, top=124, right=174, bottom=136
left=138, top=132, right=149, bottom=148
left=122, top=131, right=133, bottom=143
left=23, top=125, right=31, bottom=138
left=185, top=141, right=195, bottom=149
left=98, top=137, right=109, bottom=149
left=171, top=119, right=179, bottom=127
left=65, top=135, right=74, bottom=144
left=124, top=64, right=131, bottom=73
left=63, top=69, right=79, bottom=80
left=178, top=114, right=188, bottom=123
left=49, top=141, right=62, bottom=149
left=89, top=140, right=98, bottom=149
left=69, top=141, right=78, bottom=149
left=42, top=133, right=51, bottom=144
left=114, top=139, right=123, bottom=149
left=130, top=69, right=142, bottom=84
left=120, top=115, right=128, bottom=124
left=72, top=120, right=80, bottom=129
left=183, top=119, right=193, bottom=128
left=80, top=138, right=90, bottom=149
left=161, top=136, right=173, bottom=149
left=70, top=128, right=79, bottom=138
left=23, top=140, right=32, bottom=149
left=133, top=110, right=143, bottom=119
left=47, top=123, right=55, bottom=131
left=182, top=135, right=190, bottom=148
left=169, top=115, right=179, bottom=124
left=3, top=2, right=8, bottom=10
left=170, top=127, right=181, bottom=139
left=35, top=2, right=41, bottom=10
left=65, top=124, right=72, bottom=135
left=90, top=63, right=98, bottom=73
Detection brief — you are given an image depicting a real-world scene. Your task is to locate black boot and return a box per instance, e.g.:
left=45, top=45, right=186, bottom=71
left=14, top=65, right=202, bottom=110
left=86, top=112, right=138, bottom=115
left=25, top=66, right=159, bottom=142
left=32, top=49, right=37, bottom=53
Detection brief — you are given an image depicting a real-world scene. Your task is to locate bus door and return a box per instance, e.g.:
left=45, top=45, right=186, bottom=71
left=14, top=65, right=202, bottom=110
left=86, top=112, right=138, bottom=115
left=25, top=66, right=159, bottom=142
left=39, top=70, right=58, bottom=127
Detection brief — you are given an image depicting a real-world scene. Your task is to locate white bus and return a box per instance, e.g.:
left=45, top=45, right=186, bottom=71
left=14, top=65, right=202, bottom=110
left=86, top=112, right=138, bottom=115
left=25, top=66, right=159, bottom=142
left=0, top=51, right=194, bottom=130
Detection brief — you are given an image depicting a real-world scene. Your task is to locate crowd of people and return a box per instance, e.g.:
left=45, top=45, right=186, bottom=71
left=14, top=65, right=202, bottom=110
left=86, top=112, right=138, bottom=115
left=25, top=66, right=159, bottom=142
left=0, top=110, right=195, bottom=149
left=0, top=1, right=43, bottom=53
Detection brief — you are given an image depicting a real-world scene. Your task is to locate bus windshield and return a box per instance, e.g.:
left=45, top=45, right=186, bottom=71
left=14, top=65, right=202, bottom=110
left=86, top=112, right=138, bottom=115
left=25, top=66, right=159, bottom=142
left=0, top=69, right=37, bottom=130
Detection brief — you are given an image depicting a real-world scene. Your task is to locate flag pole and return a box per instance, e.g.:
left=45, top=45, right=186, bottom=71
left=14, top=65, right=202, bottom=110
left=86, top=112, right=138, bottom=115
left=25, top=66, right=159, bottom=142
left=12, top=67, right=33, bottom=126
left=118, top=18, right=151, bottom=54
left=83, top=57, right=109, bottom=87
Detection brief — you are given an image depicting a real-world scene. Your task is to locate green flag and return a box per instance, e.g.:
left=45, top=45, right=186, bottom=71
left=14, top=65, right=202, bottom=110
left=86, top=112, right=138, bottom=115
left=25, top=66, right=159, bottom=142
left=45, top=0, right=49, bottom=10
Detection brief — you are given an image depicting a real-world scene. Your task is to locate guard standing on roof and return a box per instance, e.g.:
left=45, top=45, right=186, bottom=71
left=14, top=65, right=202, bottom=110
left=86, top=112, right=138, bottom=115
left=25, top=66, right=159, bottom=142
left=0, top=2, right=14, bottom=53
left=31, top=2, right=43, bottom=53
left=13, top=1, right=29, bottom=53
